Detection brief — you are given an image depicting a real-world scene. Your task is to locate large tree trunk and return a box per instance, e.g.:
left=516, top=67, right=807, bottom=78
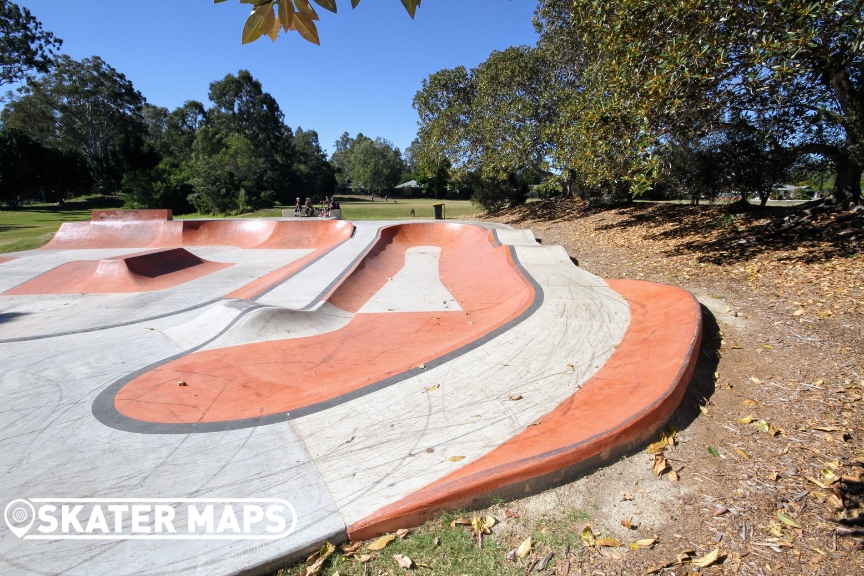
left=832, top=157, right=863, bottom=207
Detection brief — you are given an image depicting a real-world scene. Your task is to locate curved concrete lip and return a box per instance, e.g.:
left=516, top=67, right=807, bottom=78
left=0, top=212, right=701, bottom=576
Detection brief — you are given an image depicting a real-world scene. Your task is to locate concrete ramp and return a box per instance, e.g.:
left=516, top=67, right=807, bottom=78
left=3, top=248, right=233, bottom=295
left=45, top=216, right=354, bottom=250
left=0, top=216, right=703, bottom=576
left=105, top=223, right=534, bottom=427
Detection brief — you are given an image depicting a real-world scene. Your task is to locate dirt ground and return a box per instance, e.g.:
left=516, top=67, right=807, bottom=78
left=465, top=199, right=864, bottom=575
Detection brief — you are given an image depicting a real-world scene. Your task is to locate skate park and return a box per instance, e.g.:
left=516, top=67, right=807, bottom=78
left=0, top=210, right=701, bottom=575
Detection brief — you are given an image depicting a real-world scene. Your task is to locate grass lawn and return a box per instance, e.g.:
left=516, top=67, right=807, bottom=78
left=0, top=196, right=123, bottom=253
left=244, top=196, right=479, bottom=220
left=0, top=196, right=481, bottom=254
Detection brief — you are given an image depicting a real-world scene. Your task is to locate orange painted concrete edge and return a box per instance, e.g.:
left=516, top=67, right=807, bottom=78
left=3, top=249, right=234, bottom=295
left=224, top=247, right=332, bottom=300
left=92, top=209, right=172, bottom=221
left=348, top=279, right=703, bottom=541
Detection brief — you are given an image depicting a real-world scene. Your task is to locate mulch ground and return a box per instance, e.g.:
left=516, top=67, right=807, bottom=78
left=471, top=199, right=864, bottom=575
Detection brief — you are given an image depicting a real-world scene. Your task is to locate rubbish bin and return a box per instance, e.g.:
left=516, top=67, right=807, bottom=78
left=432, top=203, right=445, bottom=220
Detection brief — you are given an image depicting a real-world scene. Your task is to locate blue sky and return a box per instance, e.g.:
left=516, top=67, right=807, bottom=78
left=13, top=1, right=539, bottom=155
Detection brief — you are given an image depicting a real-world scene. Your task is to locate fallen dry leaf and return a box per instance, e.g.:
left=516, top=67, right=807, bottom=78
left=776, top=511, right=802, bottom=529
left=621, top=518, right=635, bottom=529
left=425, top=384, right=440, bottom=392
left=445, top=455, right=465, bottom=463
left=395, top=528, right=411, bottom=539
left=367, top=534, right=396, bottom=551
left=737, top=414, right=755, bottom=424
left=470, top=516, right=491, bottom=535
left=508, top=394, right=523, bottom=401
left=354, top=554, right=371, bottom=563
left=393, top=554, right=414, bottom=569
left=690, top=547, right=720, bottom=568
left=646, top=441, right=667, bottom=454
left=807, top=476, right=830, bottom=489
left=734, top=447, right=751, bottom=460
left=652, top=454, right=669, bottom=476
left=304, top=541, right=336, bottom=576
left=450, top=516, right=471, bottom=527
left=341, top=541, right=363, bottom=556
left=743, top=398, right=759, bottom=407
left=581, top=525, right=596, bottom=547
left=629, top=538, right=656, bottom=550
left=596, top=537, right=621, bottom=548
left=517, top=536, right=532, bottom=557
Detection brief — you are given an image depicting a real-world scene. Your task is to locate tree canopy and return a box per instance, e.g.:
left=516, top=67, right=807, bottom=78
left=0, top=0, right=61, bottom=88
left=2, top=55, right=146, bottom=189
left=534, top=0, right=863, bottom=205
left=217, top=0, right=421, bottom=45
left=330, top=132, right=405, bottom=194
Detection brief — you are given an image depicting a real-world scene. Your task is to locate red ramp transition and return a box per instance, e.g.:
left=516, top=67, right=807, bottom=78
left=4, top=248, right=233, bottom=295
left=45, top=215, right=354, bottom=250
left=112, top=223, right=535, bottom=424
left=348, top=279, right=702, bottom=540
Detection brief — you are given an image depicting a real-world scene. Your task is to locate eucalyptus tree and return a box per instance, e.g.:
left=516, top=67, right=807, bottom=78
left=0, top=0, right=61, bottom=88
left=413, top=46, right=566, bottom=208
left=1, top=55, right=145, bottom=189
left=535, top=0, right=863, bottom=206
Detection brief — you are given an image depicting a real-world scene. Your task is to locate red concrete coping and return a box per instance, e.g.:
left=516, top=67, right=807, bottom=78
left=3, top=248, right=233, bottom=295
left=92, top=209, right=173, bottom=221
left=43, top=218, right=354, bottom=250
left=0, top=257, right=16, bottom=265
left=347, top=279, right=702, bottom=541
left=112, top=223, right=534, bottom=424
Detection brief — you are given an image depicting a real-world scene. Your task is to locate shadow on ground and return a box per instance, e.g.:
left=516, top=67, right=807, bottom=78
left=484, top=199, right=863, bottom=266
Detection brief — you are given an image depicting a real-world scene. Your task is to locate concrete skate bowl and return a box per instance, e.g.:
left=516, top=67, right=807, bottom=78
left=98, top=222, right=537, bottom=430
left=3, top=248, right=233, bottom=295
left=26, top=216, right=354, bottom=298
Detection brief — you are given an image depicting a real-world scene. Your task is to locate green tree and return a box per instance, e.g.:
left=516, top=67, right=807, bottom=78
left=413, top=47, right=556, bottom=208
left=0, top=127, right=90, bottom=204
left=206, top=69, right=295, bottom=202
left=216, top=0, right=421, bottom=46
left=1, top=55, right=145, bottom=189
left=348, top=136, right=404, bottom=195
left=536, top=0, right=863, bottom=206
left=0, top=1, right=62, bottom=88
left=141, top=104, right=169, bottom=151
left=293, top=127, right=337, bottom=199
left=330, top=131, right=355, bottom=186
left=161, top=100, right=207, bottom=160
left=188, top=131, right=268, bottom=214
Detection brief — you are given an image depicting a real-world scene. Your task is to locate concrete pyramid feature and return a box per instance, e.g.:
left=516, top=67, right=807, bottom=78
left=0, top=211, right=701, bottom=576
